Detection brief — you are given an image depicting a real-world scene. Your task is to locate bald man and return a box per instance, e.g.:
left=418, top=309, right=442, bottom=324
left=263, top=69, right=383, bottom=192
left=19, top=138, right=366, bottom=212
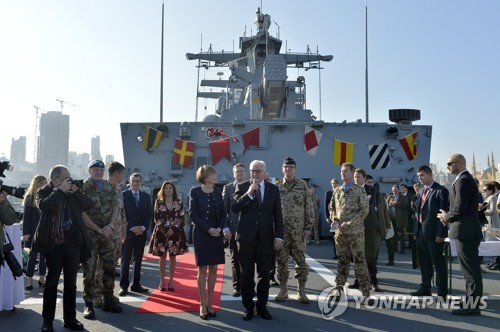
left=437, top=154, right=483, bottom=316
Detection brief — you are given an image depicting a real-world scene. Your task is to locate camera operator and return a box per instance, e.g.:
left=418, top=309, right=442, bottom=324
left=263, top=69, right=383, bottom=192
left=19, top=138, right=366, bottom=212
left=32, top=165, right=93, bottom=332
left=0, top=191, right=17, bottom=265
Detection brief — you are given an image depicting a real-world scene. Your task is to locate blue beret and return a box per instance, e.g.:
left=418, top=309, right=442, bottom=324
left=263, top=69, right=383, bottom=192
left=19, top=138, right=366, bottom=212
left=88, top=160, right=105, bottom=169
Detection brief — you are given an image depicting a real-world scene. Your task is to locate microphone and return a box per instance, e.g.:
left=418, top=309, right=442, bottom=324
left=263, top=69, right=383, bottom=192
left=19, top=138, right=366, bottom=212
left=253, top=178, right=258, bottom=194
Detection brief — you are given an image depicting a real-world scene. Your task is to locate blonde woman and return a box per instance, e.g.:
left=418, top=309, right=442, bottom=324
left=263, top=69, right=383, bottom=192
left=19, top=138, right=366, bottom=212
left=189, top=165, right=226, bottom=319
left=22, top=175, right=48, bottom=290
left=149, top=180, right=189, bottom=291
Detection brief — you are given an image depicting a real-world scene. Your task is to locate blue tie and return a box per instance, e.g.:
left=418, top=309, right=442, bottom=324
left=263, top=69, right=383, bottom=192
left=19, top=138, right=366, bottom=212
left=134, top=192, right=139, bottom=206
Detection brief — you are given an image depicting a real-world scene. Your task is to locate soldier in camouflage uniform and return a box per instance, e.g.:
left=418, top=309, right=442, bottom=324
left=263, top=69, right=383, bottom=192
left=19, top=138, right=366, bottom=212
left=307, top=186, right=321, bottom=245
left=93, top=161, right=126, bottom=308
left=328, top=163, right=371, bottom=304
left=274, top=157, right=314, bottom=304
left=82, top=160, right=123, bottom=319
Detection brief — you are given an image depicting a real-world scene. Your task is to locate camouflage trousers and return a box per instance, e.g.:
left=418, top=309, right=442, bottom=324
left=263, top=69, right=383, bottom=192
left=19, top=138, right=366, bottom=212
left=276, top=227, right=308, bottom=284
left=309, top=215, right=320, bottom=242
left=82, top=233, right=117, bottom=303
left=335, top=231, right=371, bottom=291
left=93, top=231, right=123, bottom=301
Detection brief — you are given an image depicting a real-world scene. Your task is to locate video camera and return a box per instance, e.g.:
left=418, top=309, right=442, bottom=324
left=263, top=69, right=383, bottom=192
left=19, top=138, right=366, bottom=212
left=0, top=161, right=26, bottom=199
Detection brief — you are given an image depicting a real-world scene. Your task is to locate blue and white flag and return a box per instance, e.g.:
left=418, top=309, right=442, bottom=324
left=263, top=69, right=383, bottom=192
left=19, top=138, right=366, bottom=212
left=368, top=144, right=391, bottom=169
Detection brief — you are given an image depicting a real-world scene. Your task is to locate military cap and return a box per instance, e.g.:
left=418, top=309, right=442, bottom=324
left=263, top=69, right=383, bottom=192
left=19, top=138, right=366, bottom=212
left=283, top=157, right=296, bottom=166
left=88, top=159, right=105, bottom=169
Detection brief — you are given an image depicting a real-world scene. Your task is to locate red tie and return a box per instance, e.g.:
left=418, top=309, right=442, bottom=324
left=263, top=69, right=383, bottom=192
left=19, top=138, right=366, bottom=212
left=419, top=186, right=429, bottom=223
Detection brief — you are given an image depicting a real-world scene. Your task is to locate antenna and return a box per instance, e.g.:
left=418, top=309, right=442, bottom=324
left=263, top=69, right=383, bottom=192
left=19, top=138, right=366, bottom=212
left=55, top=98, right=76, bottom=114
left=365, top=1, right=369, bottom=123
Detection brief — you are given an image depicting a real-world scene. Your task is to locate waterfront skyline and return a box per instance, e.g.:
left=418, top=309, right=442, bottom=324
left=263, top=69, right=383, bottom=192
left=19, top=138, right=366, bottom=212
left=0, top=0, right=498, bottom=172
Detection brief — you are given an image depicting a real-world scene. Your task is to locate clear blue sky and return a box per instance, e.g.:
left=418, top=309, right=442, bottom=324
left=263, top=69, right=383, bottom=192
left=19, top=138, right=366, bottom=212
left=1, top=0, right=498, bottom=172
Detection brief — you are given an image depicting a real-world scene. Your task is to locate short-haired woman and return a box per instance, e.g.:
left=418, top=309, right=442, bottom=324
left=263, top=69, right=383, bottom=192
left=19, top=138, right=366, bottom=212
left=189, top=165, right=225, bottom=319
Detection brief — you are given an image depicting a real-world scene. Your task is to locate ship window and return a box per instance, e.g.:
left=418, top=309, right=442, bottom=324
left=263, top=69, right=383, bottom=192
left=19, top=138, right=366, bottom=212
left=170, top=156, right=183, bottom=175
left=196, top=156, right=210, bottom=170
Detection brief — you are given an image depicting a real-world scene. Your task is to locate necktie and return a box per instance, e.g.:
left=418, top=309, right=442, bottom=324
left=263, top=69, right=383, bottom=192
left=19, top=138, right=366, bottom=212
left=419, top=186, right=429, bottom=223
left=256, top=184, right=262, bottom=207
left=134, top=191, right=139, bottom=206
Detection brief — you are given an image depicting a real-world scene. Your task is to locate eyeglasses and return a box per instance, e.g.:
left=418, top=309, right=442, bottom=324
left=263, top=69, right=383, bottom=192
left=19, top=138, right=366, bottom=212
left=447, top=161, right=459, bottom=167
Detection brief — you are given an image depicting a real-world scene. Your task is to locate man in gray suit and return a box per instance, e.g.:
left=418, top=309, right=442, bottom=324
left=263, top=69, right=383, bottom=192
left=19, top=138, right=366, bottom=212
left=438, top=154, right=483, bottom=316
left=223, top=163, right=247, bottom=297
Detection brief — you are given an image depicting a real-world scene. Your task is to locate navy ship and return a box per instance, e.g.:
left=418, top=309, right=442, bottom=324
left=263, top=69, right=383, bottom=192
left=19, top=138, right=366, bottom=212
left=120, top=7, right=431, bottom=236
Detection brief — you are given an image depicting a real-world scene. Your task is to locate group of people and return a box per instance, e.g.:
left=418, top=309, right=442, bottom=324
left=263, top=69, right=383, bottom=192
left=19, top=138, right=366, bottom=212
left=18, top=160, right=189, bottom=332
left=2, top=151, right=490, bottom=329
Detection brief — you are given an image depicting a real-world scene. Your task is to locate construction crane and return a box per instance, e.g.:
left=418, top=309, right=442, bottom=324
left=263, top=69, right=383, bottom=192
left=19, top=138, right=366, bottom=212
left=33, top=105, right=46, bottom=163
left=56, top=98, right=76, bottom=114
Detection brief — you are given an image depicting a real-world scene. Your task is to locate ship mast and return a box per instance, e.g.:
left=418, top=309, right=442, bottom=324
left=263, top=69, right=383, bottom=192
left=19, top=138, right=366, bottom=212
left=365, top=1, right=369, bottom=123
left=160, top=1, right=165, bottom=123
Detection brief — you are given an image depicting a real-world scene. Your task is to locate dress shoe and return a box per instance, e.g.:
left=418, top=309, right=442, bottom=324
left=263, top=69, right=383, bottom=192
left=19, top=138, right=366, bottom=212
left=257, top=307, right=273, bottom=320
left=242, top=309, right=254, bottom=321
left=386, top=261, right=394, bottom=266
left=199, top=313, right=208, bottom=320
left=207, top=306, right=217, bottom=317
left=347, top=280, right=359, bottom=289
left=131, top=285, right=149, bottom=293
left=41, top=321, right=54, bottom=332
left=26, top=285, right=33, bottom=291
left=83, top=302, right=95, bottom=319
left=410, top=289, right=432, bottom=296
left=451, top=308, right=481, bottom=316
left=487, top=263, right=500, bottom=270
left=118, top=289, right=128, bottom=296
left=372, top=284, right=382, bottom=292
left=102, top=302, right=123, bottom=313
left=63, top=319, right=84, bottom=330
left=38, top=280, right=46, bottom=288
left=232, top=289, right=241, bottom=297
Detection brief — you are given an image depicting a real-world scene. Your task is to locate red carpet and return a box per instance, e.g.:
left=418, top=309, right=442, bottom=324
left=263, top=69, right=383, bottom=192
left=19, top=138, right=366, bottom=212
left=136, top=253, right=224, bottom=313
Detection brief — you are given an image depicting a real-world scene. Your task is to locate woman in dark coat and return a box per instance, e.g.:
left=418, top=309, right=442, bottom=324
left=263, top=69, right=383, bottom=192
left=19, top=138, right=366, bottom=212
left=189, top=165, right=225, bottom=320
left=23, top=175, right=48, bottom=290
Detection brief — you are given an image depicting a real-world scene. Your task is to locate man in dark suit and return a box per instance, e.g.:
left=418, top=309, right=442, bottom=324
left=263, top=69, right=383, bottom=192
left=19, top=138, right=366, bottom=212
left=119, top=173, right=152, bottom=296
left=410, top=165, right=449, bottom=299
left=438, top=154, right=483, bottom=316
left=232, top=160, right=283, bottom=321
left=350, top=169, right=382, bottom=292
left=222, top=163, right=247, bottom=297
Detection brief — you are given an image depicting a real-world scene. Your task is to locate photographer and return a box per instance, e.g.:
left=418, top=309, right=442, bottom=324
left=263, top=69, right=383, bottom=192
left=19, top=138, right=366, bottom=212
left=33, top=165, right=93, bottom=332
left=1, top=190, right=23, bottom=312
left=0, top=191, right=17, bottom=264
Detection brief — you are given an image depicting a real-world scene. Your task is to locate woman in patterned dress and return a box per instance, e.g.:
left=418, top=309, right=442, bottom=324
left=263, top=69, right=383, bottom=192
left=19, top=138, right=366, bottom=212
left=149, top=180, right=188, bottom=291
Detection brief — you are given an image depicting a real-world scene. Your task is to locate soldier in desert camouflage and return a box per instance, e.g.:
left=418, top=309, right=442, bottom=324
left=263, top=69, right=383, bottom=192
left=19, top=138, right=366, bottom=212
left=274, top=157, right=314, bottom=304
left=329, top=162, right=371, bottom=304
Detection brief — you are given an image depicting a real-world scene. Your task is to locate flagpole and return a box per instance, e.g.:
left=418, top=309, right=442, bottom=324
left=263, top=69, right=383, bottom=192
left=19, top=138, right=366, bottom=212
left=160, top=1, right=165, bottom=123
left=365, top=1, right=369, bottom=123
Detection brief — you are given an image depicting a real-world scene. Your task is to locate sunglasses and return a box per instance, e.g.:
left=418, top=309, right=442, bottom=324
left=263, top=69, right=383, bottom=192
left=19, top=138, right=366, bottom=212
left=447, top=161, right=459, bottom=166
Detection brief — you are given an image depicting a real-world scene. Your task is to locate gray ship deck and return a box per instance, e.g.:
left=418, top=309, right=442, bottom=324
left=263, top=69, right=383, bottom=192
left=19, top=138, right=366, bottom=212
left=2, top=240, right=499, bottom=331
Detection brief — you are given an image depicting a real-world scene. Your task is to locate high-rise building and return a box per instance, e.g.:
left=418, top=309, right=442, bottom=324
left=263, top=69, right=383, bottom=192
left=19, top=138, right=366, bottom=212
left=10, top=136, right=27, bottom=167
left=36, top=111, right=69, bottom=175
left=91, top=136, right=102, bottom=161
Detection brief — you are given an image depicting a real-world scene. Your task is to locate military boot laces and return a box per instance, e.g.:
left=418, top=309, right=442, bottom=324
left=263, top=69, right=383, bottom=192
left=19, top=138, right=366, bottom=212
left=275, top=283, right=289, bottom=302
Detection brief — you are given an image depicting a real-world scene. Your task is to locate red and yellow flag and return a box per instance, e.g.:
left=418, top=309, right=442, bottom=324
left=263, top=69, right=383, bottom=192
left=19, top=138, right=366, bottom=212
left=399, top=132, right=418, bottom=161
left=174, top=138, right=195, bottom=167
left=333, top=139, right=354, bottom=165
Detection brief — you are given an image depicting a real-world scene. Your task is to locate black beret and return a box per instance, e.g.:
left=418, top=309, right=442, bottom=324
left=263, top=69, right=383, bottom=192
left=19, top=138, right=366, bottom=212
left=283, top=157, right=296, bottom=166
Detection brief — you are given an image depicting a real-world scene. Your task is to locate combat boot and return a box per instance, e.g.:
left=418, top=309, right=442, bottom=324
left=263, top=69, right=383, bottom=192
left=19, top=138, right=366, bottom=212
left=102, top=300, right=123, bottom=313
left=83, top=301, right=95, bottom=319
left=297, top=281, right=309, bottom=304
left=275, top=283, right=289, bottom=302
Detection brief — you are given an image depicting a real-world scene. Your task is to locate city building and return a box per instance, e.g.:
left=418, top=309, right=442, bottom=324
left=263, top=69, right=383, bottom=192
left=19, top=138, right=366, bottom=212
left=36, top=111, right=70, bottom=175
